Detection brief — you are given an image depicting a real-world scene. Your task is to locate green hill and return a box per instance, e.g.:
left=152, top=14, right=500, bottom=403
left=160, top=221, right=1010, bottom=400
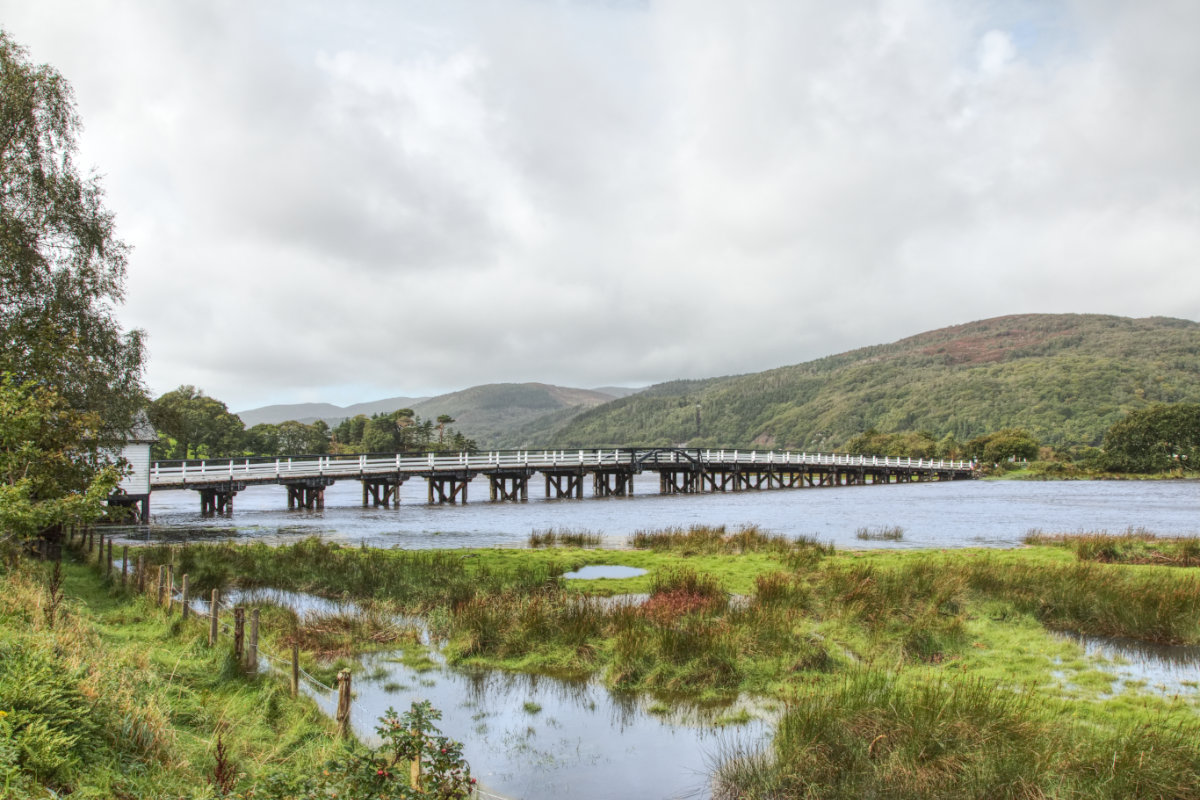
left=410, top=383, right=616, bottom=447
left=538, top=314, right=1200, bottom=449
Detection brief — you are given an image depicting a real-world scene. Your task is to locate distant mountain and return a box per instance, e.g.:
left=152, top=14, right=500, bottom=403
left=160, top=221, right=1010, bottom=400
left=534, top=314, right=1200, bottom=449
left=236, top=383, right=620, bottom=447
left=590, top=386, right=645, bottom=399
left=235, top=396, right=427, bottom=427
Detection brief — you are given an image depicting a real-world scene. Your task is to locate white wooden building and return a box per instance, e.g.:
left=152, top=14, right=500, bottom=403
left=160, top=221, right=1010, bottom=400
left=109, top=411, right=157, bottom=523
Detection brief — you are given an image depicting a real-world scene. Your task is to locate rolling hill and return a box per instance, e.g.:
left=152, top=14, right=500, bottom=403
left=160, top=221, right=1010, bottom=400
left=534, top=314, right=1200, bottom=449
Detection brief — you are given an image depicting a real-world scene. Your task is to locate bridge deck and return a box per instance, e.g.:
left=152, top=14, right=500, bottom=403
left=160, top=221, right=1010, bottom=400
left=150, top=448, right=975, bottom=490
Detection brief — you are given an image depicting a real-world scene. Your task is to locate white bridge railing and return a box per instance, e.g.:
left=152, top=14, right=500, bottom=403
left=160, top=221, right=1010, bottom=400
left=150, top=449, right=976, bottom=488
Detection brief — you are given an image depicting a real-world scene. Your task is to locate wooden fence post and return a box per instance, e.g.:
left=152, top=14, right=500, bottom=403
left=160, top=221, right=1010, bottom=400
left=121, top=545, right=128, bottom=585
left=247, top=609, right=259, bottom=673
left=233, top=607, right=245, bottom=663
left=105, top=539, right=113, bottom=578
left=136, top=554, right=145, bottom=593
left=181, top=574, right=190, bottom=620
left=291, top=643, right=299, bottom=697
left=157, top=565, right=167, bottom=606
left=209, top=589, right=220, bottom=646
left=165, top=565, right=174, bottom=612
left=336, top=669, right=351, bottom=738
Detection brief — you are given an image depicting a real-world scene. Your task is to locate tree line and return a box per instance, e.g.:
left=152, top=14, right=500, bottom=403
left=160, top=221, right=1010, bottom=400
left=147, top=385, right=477, bottom=460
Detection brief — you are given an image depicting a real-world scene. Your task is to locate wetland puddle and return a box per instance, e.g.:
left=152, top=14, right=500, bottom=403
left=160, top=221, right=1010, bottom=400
left=225, top=587, right=771, bottom=800
left=1055, top=631, right=1200, bottom=696
left=560, top=565, right=646, bottom=580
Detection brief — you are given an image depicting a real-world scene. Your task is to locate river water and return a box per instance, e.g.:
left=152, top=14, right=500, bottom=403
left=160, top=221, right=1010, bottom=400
left=118, top=477, right=1199, bottom=549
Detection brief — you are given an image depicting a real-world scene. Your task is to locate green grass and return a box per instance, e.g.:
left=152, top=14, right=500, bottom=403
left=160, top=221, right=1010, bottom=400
left=713, top=668, right=1200, bottom=800
left=0, top=559, right=340, bottom=798
left=1025, top=528, right=1200, bottom=566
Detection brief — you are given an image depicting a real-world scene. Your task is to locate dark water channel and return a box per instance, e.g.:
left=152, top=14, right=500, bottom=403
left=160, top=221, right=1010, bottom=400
left=116, top=478, right=1199, bottom=550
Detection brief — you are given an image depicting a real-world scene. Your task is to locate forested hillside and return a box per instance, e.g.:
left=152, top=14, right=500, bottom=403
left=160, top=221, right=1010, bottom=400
left=540, top=315, right=1200, bottom=449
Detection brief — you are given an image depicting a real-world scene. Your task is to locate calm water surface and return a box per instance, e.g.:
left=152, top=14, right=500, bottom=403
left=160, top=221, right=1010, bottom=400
left=116, top=478, right=1199, bottom=549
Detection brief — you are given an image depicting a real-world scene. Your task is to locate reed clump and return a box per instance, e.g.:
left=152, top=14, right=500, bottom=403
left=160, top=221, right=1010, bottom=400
left=965, top=557, right=1200, bottom=645
left=528, top=528, right=603, bottom=548
left=713, top=668, right=1200, bottom=800
left=855, top=525, right=904, bottom=541
left=818, top=561, right=967, bottom=661
left=630, top=524, right=832, bottom=559
left=1024, top=528, right=1200, bottom=567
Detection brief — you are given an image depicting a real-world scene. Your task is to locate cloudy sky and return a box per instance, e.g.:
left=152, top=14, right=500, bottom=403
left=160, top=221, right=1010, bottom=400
left=3, top=1, right=1197, bottom=409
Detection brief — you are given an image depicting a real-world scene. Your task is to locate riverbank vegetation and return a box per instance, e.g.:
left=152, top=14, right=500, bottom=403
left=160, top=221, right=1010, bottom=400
left=124, top=530, right=1200, bottom=796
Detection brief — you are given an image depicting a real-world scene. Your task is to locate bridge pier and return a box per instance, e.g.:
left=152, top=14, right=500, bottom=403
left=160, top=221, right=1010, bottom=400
left=361, top=476, right=406, bottom=507
left=593, top=468, right=635, bottom=497
left=425, top=472, right=474, bottom=504
left=486, top=469, right=534, bottom=501
left=658, top=467, right=700, bottom=494
left=108, top=492, right=150, bottom=524
left=544, top=469, right=585, bottom=499
left=285, top=479, right=334, bottom=510
left=198, top=485, right=242, bottom=515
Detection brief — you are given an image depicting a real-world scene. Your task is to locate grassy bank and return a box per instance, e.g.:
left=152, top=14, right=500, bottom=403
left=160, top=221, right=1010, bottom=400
left=0, top=558, right=340, bottom=798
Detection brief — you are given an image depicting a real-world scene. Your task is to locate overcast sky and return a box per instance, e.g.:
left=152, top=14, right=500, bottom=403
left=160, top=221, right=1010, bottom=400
left=3, top=1, right=1197, bottom=409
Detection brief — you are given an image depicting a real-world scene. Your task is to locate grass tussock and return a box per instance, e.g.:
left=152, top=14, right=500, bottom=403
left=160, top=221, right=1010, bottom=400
left=965, top=556, right=1200, bottom=644
left=855, top=525, right=905, bottom=541
left=630, top=524, right=833, bottom=560
left=713, top=669, right=1200, bottom=800
left=1025, top=528, right=1200, bottom=567
left=528, top=527, right=603, bottom=548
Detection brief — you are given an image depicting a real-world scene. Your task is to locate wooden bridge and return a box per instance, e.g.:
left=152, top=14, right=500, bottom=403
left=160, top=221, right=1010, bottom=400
left=145, top=448, right=977, bottom=516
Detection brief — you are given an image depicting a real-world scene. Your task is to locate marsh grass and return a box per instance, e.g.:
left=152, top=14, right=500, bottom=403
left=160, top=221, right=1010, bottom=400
left=855, top=525, right=904, bottom=541
left=713, top=668, right=1200, bottom=800
left=145, top=537, right=559, bottom=610
left=630, top=525, right=834, bottom=564
left=965, top=556, right=1200, bottom=644
left=528, top=528, right=602, bottom=548
left=1025, top=528, right=1200, bottom=567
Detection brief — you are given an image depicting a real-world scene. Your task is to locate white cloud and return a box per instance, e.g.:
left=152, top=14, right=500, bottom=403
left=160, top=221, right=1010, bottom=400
left=1, top=0, right=1197, bottom=408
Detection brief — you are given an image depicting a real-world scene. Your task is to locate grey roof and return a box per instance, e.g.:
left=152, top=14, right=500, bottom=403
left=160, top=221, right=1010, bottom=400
left=126, top=410, right=159, bottom=443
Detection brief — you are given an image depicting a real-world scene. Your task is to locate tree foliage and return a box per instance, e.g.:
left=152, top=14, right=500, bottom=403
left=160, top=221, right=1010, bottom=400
left=965, top=429, right=1040, bottom=464
left=0, top=31, right=144, bottom=438
left=0, top=376, right=120, bottom=552
left=148, top=386, right=246, bottom=460
left=1102, top=403, right=1200, bottom=473
left=332, top=410, right=475, bottom=454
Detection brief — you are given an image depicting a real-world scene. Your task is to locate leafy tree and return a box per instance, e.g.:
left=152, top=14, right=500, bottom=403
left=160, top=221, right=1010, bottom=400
left=966, top=429, right=1039, bottom=464
left=0, top=376, right=121, bottom=555
left=436, top=414, right=455, bottom=444
left=245, top=423, right=280, bottom=455
left=276, top=419, right=329, bottom=455
left=1102, top=403, right=1200, bottom=473
left=148, top=386, right=244, bottom=459
left=0, top=31, right=144, bottom=439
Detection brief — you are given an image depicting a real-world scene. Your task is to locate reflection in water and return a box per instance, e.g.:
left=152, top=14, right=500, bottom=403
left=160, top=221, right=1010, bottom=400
left=306, top=650, right=770, bottom=800
left=1056, top=631, right=1200, bottom=696
left=211, top=586, right=770, bottom=800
